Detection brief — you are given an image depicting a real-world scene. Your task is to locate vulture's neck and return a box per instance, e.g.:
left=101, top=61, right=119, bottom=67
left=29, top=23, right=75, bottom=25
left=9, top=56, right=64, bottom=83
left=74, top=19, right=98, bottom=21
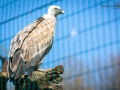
left=43, top=14, right=56, bottom=23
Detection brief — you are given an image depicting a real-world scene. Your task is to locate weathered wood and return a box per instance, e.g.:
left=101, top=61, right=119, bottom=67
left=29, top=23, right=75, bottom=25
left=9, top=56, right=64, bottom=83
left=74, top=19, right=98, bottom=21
left=0, top=72, right=8, bottom=90
left=0, top=65, right=64, bottom=90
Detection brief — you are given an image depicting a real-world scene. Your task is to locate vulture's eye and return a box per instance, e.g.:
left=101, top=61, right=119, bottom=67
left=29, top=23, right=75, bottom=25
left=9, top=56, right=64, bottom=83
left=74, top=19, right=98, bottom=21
left=54, top=8, right=58, bottom=10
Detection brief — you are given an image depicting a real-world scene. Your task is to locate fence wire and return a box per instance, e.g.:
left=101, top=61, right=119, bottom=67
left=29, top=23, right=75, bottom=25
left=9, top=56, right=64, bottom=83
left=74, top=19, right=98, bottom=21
left=0, top=0, right=120, bottom=90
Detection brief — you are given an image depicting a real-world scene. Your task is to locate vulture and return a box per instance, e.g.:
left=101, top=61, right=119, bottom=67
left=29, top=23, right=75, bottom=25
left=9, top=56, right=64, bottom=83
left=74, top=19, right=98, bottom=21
left=8, top=5, right=64, bottom=85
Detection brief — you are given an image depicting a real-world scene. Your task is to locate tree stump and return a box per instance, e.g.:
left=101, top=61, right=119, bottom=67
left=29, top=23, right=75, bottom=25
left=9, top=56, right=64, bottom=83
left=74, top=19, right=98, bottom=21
left=0, top=72, right=8, bottom=90
left=0, top=65, right=64, bottom=90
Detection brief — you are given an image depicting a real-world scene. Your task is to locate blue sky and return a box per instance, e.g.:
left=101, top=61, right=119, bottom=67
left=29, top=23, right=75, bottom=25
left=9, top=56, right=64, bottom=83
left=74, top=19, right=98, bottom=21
left=0, top=0, right=120, bottom=89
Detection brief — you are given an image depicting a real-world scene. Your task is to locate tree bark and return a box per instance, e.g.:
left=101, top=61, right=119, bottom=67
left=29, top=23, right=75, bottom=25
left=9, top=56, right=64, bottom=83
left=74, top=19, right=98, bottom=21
left=0, top=72, right=8, bottom=90
left=0, top=65, right=64, bottom=90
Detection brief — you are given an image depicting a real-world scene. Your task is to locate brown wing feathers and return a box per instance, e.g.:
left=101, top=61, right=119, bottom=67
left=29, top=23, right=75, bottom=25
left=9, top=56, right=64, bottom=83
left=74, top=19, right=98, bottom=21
left=8, top=17, right=45, bottom=84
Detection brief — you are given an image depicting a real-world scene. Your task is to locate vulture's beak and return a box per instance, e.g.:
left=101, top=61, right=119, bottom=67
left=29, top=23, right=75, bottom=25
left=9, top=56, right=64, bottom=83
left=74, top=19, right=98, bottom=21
left=59, top=9, right=64, bottom=14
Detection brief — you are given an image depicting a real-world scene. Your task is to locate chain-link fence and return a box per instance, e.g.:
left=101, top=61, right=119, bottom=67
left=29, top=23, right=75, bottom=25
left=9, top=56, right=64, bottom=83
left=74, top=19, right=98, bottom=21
left=0, top=0, right=120, bottom=90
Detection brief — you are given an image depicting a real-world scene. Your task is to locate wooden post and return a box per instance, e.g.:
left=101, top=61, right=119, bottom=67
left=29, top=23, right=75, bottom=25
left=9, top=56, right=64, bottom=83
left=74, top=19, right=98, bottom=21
left=0, top=65, right=64, bottom=90
left=0, top=72, right=8, bottom=90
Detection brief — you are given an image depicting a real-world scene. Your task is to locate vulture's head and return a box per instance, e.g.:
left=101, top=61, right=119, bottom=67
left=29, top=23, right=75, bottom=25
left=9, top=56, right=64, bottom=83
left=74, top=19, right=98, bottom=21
left=48, top=5, right=64, bottom=17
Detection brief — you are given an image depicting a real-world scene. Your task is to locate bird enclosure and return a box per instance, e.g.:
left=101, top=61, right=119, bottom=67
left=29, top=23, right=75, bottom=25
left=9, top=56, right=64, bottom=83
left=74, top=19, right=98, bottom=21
left=0, top=0, right=120, bottom=90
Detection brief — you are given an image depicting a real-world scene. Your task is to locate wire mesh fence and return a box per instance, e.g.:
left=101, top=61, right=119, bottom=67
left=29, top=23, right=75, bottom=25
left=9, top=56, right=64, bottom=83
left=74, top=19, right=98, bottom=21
left=0, top=0, right=120, bottom=90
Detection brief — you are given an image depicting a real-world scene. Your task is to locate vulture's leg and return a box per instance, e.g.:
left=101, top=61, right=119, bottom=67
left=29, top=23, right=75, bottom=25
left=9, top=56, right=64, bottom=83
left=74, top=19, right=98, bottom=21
left=35, top=59, right=52, bottom=72
left=34, top=59, right=43, bottom=71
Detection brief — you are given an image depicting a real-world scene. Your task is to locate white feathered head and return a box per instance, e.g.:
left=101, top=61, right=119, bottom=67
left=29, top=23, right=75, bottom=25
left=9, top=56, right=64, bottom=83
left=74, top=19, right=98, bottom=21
left=48, top=5, right=64, bottom=17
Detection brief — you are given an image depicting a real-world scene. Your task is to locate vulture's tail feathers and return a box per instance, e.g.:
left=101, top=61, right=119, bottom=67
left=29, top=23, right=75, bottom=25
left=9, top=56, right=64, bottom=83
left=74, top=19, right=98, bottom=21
left=9, top=50, right=25, bottom=85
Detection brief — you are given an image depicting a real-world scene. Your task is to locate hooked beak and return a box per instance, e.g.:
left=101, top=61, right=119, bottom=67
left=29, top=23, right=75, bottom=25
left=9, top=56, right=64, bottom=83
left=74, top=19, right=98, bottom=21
left=59, top=9, right=64, bottom=14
